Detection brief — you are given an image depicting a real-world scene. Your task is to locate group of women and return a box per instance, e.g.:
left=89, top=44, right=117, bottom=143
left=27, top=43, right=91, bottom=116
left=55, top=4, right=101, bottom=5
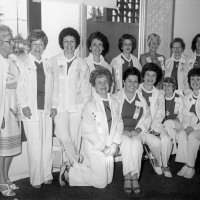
left=0, top=23, right=200, bottom=198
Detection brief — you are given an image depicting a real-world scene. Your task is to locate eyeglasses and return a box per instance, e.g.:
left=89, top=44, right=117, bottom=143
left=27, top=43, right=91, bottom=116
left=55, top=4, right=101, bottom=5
left=3, top=39, right=14, bottom=45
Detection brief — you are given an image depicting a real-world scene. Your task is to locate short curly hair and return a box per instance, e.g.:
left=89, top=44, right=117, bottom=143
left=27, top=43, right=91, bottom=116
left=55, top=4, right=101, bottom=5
left=170, top=37, right=185, bottom=50
left=89, top=66, right=113, bottom=90
left=123, top=67, right=141, bottom=84
left=141, top=63, right=163, bottom=86
left=118, top=34, right=137, bottom=53
left=163, top=77, right=177, bottom=90
left=87, top=31, right=109, bottom=56
left=27, top=29, right=48, bottom=49
left=191, top=34, right=200, bottom=52
left=0, top=24, right=12, bottom=39
left=187, top=68, right=200, bottom=89
left=147, top=33, right=161, bottom=47
left=58, top=27, right=80, bottom=49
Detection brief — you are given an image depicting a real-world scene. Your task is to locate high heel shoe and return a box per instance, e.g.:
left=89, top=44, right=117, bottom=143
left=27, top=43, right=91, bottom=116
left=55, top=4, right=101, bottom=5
left=7, top=179, right=20, bottom=190
left=0, top=183, right=16, bottom=196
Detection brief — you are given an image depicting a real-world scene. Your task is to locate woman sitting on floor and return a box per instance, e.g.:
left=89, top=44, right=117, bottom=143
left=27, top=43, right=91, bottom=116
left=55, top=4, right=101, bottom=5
left=176, top=68, right=200, bottom=179
left=59, top=66, right=123, bottom=188
left=112, top=67, right=151, bottom=195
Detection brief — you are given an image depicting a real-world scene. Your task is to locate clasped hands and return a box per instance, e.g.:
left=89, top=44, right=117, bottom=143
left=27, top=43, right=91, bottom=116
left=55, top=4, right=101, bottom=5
left=101, top=143, right=118, bottom=156
left=22, top=107, right=57, bottom=119
left=123, top=128, right=142, bottom=138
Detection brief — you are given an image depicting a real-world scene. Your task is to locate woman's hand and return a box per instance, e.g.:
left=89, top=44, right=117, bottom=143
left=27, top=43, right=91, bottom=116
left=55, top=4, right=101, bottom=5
left=22, top=107, right=32, bottom=119
left=50, top=108, right=57, bottom=118
left=185, top=126, right=194, bottom=135
left=1, top=117, right=5, bottom=129
left=102, top=143, right=118, bottom=156
left=123, top=130, right=132, bottom=137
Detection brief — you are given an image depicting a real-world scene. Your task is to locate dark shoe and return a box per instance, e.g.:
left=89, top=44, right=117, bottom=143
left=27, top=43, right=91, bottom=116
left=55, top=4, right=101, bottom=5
left=44, top=180, right=53, bottom=185
left=124, top=179, right=132, bottom=195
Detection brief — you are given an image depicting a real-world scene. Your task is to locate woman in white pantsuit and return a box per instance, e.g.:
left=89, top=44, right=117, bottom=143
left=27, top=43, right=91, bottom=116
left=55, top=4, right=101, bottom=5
left=59, top=67, right=123, bottom=189
left=0, top=25, right=21, bottom=197
left=176, top=68, right=200, bottom=179
left=138, top=63, right=173, bottom=178
left=51, top=28, right=90, bottom=163
left=162, top=77, right=184, bottom=155
left=113, top=67, right=156, bottom=195
left=17, top=30, right=57, bottom=188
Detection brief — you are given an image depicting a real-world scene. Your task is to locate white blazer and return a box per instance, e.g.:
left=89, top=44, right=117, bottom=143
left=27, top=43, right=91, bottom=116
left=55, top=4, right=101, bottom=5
left=181, top=90, right=200, bottom=130
left=110, top=53, right=142, bottom=92
left=165, top=54, right=190, bottom=93
left=112, top=89, right=151, bottom=134
left=188, top=51, right=199, bottom=69
left=50, top=53, right=90, bottom=113
left=0, top=54, right=9, bottom=124
left=81, top=92, right=123, bottom=157
left=138, top=83, right=165, bottom=132
left=84, top=52, right=112, bottom=73
left=17, top=53, right=56, bottom=121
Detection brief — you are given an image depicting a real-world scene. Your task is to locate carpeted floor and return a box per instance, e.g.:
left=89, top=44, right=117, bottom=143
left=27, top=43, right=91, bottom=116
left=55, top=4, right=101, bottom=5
left=3, top=154, right=200, bottom=200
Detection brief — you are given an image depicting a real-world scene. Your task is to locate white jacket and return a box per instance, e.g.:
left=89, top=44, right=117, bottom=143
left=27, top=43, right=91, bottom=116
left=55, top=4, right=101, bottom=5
left=0, top=54, right=9, bottom=124
left=84, top=52, right=112, bottom=73
left=188, top=51, right=199, bottom=69
left=138, top=83, right=165, bottom=132
left=50, top=53, right=90, bottom=113
left=112, top=89, right=151, bottom=134
left=110, top=53, right=142, bottom=92
left=17, top=53, right=56, bottom=121
left=165, top=54, right=190, bottom=93
left=181, top=90, right=200, bottom=130
left=81, top=92, right=123, bottom=157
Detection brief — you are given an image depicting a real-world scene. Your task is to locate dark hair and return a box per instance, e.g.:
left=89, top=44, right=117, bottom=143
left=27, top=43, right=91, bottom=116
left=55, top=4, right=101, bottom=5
left=89, top=66, right=113, bottom=90
left=141, top=63, right=163, bottom=86
left=163, top=77, right=177, bottom=90
left=187, top=68, right=200, bottom=89
left=118, top=34, right=136, bottom=53
left=191, top=34, right=200, bottom=52
left=170, top=37, right=185, bottom=50
left=123, top=67, right=141, bottom=83
left=58, top=27, right=80, bottom=49
left=28, top=29, right=48, bottom=49
left=87, top=31, right=109, bottom=56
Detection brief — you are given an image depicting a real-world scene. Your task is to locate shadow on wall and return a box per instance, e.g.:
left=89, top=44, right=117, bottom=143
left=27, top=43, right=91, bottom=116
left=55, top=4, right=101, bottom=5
left=87, top=20, right=139, bottom=63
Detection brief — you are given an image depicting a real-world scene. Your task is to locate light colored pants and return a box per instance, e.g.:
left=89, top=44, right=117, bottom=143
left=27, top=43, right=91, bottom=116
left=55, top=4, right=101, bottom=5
left=54, top=111, right=82, bottom=163
left=163, top=119, right=182, bottom=154
left=23, top=111, right=53, bottom=186
left=69, top=155, right=114, bottom=188
left=120, top=132, right=162, bottom=177
left=176, top=129, right=200, bottom=167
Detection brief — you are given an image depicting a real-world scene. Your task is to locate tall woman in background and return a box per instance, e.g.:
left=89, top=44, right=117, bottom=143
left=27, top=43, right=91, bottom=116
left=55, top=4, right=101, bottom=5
left=111, top=34, right=141, bottom=92
left=140, top=33, right=165, bottom=70
left=165, top=38, right=190, bottom=93
left=0, top=25, right=21, bottom=196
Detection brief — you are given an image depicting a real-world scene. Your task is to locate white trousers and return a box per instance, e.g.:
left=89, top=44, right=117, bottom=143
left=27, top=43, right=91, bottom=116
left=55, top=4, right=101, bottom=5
left=176, top=129, right=200, bottom=167
left=163, top=119, right=182, bottom=154
left=69, top=155, right=114, bottom=188
left=120, top=132, right=162, bottom=177
left=23, top=111, right=53, bottom=186
left=54, top=111, right=82, bottom=163
left=155, top=126, right=173, bottom=167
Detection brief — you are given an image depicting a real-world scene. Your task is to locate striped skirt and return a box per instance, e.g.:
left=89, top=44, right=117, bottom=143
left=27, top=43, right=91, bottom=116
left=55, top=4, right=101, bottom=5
left=0, top=89, right=21, bottom=156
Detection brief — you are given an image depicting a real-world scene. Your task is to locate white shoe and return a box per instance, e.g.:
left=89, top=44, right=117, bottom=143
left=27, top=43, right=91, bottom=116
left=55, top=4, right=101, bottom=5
left=154, top=166, right=163, bottom=175
left=184, top=168, right=195, bottom=179
left=177, top=165, right=188, bottom=177
left=163, top=169, right=172, bottom=178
